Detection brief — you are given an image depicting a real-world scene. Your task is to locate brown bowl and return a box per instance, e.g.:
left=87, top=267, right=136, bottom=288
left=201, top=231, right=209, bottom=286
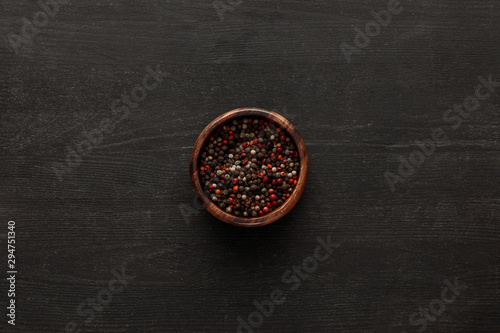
left=190, top=107, right=308, bottom=227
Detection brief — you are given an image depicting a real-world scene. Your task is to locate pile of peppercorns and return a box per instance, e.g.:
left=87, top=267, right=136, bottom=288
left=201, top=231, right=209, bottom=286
left=198, top=117, right=300, bottom=217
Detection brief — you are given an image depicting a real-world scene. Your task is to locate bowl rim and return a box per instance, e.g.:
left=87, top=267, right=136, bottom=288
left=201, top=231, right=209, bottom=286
left=190, top=107, right=308, bottom=227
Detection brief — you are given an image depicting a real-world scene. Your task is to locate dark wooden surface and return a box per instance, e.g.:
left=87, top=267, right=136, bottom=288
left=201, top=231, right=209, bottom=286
left=1, top=0, right=499, bottom=332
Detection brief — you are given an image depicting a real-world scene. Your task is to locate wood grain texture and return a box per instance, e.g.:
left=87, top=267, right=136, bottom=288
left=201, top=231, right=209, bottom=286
left=190, top=107, right=309, bottom=227
left=0, top=0, right=499, bottom=332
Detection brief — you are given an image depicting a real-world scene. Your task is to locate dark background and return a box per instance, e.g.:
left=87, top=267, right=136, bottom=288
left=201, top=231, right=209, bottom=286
left=1, top=0, right=499, bottom=332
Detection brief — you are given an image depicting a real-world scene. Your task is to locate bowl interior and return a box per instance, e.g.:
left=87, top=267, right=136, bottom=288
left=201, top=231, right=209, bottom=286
left=190, top=107, right=308, bottom=227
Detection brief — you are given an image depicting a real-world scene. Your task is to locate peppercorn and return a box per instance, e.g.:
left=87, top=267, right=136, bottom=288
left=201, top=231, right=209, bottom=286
left=198, top=116, right=300, bottom=218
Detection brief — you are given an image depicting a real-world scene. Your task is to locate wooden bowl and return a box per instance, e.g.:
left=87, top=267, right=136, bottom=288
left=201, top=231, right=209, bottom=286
left=190, top=107, right=308, bottom=227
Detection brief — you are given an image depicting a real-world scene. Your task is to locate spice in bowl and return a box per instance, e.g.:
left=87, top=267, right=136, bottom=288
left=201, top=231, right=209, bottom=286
left=198, top=117, right=300, bottom=217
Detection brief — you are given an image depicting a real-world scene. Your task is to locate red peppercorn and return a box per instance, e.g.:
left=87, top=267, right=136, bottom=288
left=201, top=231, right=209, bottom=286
left=272, top=201, right=277, bottom=206
left=233, top=186, right=239, bottom=192
left=266, top=202, right=272, bottom=208
left=277, top=147, right=283, bottom=152
left=258, top=210, right=264, bottom=216
left=289, top=178, right=294, bottom=184
left=227, top=198, right=233, bottom=204
left=208, top=185, right=213, bottom=191
left=241, top=153, right=247, bottom=158
left=276, top=178, right=283, bottom=185
left=280, top=135, right=285, bottom=141
left=268, top=189, right=274, bottom=194
left=263, top=176, right=269, bottom=183
left=229, top=135, right=234, bottom=140
left=232, top=178, right=238, bottom=184
left=269, top=194, right=277, bottom=201
left=222, top=140, right=228, bottom=145
left=270, top=153, right=275, bottom=158
left=242, top=159, right=249, bottom=166
left=263, top=207, right=269, bottom=213
left=242, top=142, right=248, bottom=148
left=272, top=179, right=277, bottom=185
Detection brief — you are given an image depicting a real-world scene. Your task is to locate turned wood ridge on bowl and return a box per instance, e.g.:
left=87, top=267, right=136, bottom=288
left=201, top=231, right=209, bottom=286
left=190, top=107, right=309, bottom=227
